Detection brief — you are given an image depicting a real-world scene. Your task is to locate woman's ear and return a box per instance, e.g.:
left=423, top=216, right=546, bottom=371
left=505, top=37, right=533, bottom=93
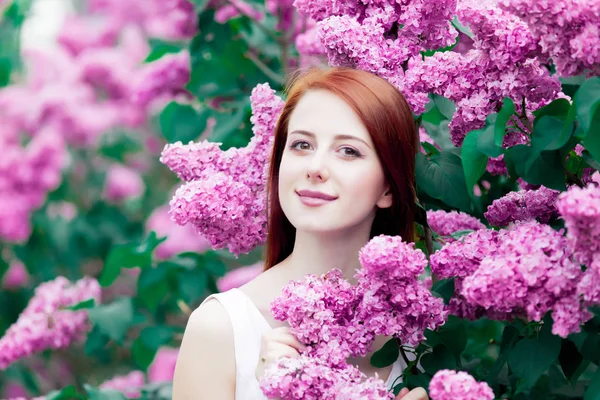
left=376, top=188, right=393, bottom=209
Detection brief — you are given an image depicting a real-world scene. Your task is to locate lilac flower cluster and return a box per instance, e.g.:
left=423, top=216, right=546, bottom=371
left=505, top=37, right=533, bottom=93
left=461, top=221, right=589, bottom=337
left=426, top=209, right=486, bottom=239
left=88, top=0, right=197, bottom=41
left=499, top=0, right=600, bottom=76
left=404, top=0, right=563, bottom=147
left=355, top=236, right=447, bottom=345
left=429, top=370, right=495, bottom=400
left=262, top=235, right=447, bottom=398
left=556, top=182, right=600, bottom=266
left=293, top=0, right=457, bottom=90
left=484, top=186, right=560, bottom=227
left=0, top=276, right=102, bottom=370
left=0, top=127, right=66, bottom=242
left=99, top=370, right=145, bottom=398
left=160, top=83, right=285, bottom=255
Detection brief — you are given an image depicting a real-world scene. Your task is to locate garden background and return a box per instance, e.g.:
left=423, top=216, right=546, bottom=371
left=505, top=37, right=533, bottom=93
left=0, top=0, right=599, bottom=399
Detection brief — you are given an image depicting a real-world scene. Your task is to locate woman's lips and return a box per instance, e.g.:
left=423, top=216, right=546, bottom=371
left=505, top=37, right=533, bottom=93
left=296, top=192, right=336, bottom=207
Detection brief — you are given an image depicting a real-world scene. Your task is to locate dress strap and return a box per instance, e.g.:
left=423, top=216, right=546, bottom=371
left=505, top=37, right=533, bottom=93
left=200, top=290, right=269, bottom=380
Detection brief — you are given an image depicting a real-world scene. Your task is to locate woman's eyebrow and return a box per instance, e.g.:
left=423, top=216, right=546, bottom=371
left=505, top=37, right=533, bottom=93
left=289, top=130, right=372, bottom=149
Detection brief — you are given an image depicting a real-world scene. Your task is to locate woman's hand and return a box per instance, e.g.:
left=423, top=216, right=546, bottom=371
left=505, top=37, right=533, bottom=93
left=396, top=387, right=429, bottom=400
left=255, top=326, right=307, bottom=382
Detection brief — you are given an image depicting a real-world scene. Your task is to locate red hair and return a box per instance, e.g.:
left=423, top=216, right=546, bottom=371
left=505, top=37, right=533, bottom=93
left=264, top=66, right=418, bottom=271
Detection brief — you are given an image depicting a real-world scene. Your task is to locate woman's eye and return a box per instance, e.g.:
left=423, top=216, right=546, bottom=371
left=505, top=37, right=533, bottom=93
left=290, top=141, right=311, bottom=150
left=341, top=147, right=362, bottom=158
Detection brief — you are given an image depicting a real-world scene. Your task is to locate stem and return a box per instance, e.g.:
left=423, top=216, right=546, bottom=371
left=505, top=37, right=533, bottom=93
left=223, top=0, right=281, bottom=44
left=244, top=51, right=285, bottom=84
left=177, top=299, right=193, bottom=316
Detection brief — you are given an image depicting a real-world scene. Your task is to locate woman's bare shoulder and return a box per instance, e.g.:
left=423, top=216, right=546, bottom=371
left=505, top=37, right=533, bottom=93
left=172, top=299, right=236, bottom=400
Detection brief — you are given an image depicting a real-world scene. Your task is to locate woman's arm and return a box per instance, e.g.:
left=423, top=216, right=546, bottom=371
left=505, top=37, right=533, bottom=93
left=172, top=299, right=236, bottom=400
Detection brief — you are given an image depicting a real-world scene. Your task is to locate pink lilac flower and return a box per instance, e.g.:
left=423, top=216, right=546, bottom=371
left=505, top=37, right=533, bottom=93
left=577, top=254, right=600, bottom=306
left=146, top=205, right=211, bottom=259
left=217, top=262, right=264, bottom=292
left=430, top=228, right=501, bottom=279
left=261, top=356, right=393, bottom=400
left=484, top=186, right=560, bottom=227
left=130, top=51, right=191, bottom=107
left=161, top=83, right=285, bottom=255
left=57, top=15, right=120, bottom=56
left=148, top=347, right=179, bottom=383
left=418, top=126, right=440, bottom=154
left=429, top=370, right=494, bottom=400
left=461, top=221, right=589, bottom=337
left=556, top=182, right=600, bottom=265
left=1, top=261, right=29, bottom=290
left=89, top=0, right=197, bottom=40
left=0, top=126, right=67, bottom=242
left=499, top=0, right=600, bottom=76
left=214, top=0, right=264, bottom=24
left=104, top=164, right=146, bottom=202
left=0, top=277, right=102, bottom=370
left=100, top=370, right=145, bottom=398
left=427, top=209, right=486, bottom=239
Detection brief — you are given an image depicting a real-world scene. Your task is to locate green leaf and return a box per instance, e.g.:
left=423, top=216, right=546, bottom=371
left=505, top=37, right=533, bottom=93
left=584, top=367, right=600, bottom=400
left=85, top=385, right=127, bottom=400
left=508, top=328, right=561, bottom=388
left=558, top=339, right=584, bottom=382
left=430, top=278, right=455, bottom=305
left=581, top=332, right=600, bottom=363
left=159, top=102, right=210, bottom=143
left=504, top=145, right=566, bottom=191
left=141, top=325, right=175, bottom=350
left=583, top=132, right=600, bottom=164
left=145, top=39, right=185, bottom=63
left=132, top=336, right=157, bottom=370
left=534, top=98, right=571, bottom=120
left=0, top=57, right=11, bottom=87
left=45, top=386, right=86, bottom=400
left=416, top=152, right=471, bottom=211
left=370, top=338, right=399, bottom=368
left=433, top=95, right=456, bottom=120
left=65, top=298, right=96, bottom=311
left=137, top=266, right=170, bottom=312
left=495, top=98, right=515, bottom=147
left=420, top=344, right=456, bottom=374
left=461, top=129, right=489, bottom=197
left=100, top=232, right=166, bottom=287
left=88, top=298, right=134, bottom=344
left=437, top=316, right=467, bottom=360
left=531, top=116, right=573, bottom=151
left=575, top=77, right=600, bottom=136
left=404, top=372, right=433, bottom=391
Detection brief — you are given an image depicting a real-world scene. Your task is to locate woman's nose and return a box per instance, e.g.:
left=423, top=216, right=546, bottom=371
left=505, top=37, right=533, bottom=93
left=306, top=153, right=330, bottom=181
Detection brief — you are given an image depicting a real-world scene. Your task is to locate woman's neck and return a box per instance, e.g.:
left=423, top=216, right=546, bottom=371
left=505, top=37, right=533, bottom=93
left=274, top=225, right=372, bottom=285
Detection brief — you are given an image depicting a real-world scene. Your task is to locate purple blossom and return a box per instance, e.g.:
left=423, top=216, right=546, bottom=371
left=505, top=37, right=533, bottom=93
left=0, top=277, right=102, bottom=370
left=556, top=182, right=600, bottom=265
left=130, top=51, right=191, bottom=107
left=430, top=229, right=501, bottom=279
left=499, top=0, right=600, bottom=76
left=461, top=221, right=588, bottom=337
left=100, top=370, right=145, bottom=398
left=146, top=204, right=211, bottom=260
left=161, top=83, right=285, bottom=255
left=427, top=209, right=486, bottom=239
left=429, top=370, right=495, bottom=400
left=484, top=186, right=560, bottom=227
left=103, top=164, right=146, bottom=202
left=262, top=235, right=447, bottom=398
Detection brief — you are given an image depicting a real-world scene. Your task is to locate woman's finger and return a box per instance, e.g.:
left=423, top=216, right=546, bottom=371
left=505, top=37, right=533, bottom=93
left=397, top=387, right=429, bottom=400
left=395, top=387, right=410, bottom=399
left=270, top=331, right=307, bottom=352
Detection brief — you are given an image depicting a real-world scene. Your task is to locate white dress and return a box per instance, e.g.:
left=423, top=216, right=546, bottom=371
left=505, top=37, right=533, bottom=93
left=201, top=288, right=406, bottom=400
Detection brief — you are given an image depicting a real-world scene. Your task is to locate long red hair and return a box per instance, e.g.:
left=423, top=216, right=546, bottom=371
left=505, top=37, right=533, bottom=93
left=263, top=66, right=419, bottom=271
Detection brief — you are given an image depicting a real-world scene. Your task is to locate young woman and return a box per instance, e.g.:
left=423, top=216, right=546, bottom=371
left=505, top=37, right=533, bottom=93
left=173, top=66, right=429, bottom=400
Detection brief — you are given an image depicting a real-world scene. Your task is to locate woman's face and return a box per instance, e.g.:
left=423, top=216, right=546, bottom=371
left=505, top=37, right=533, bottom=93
left=278, top=89, right=392, bottom=235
